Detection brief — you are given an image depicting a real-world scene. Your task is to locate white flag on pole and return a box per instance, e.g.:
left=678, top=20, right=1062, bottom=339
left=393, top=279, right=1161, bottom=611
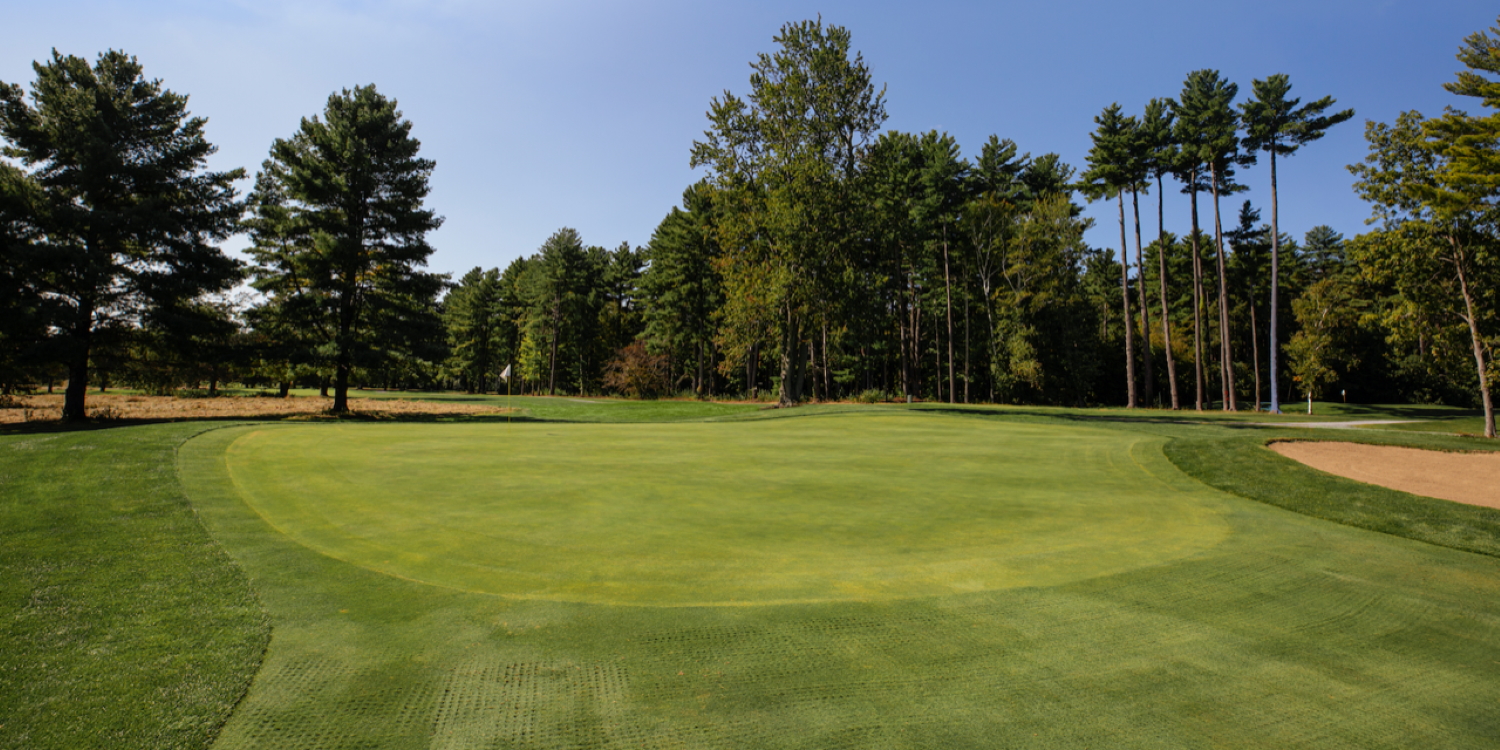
left=500, top=364, right=512, bottom=382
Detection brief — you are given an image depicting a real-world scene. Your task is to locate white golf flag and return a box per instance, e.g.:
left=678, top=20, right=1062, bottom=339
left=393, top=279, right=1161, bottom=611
left=500, top=364, right=512, bottom=382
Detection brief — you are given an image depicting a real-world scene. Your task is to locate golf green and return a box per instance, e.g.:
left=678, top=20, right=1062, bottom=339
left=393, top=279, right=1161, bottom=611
left=222, top=414, right=1230, bottom=605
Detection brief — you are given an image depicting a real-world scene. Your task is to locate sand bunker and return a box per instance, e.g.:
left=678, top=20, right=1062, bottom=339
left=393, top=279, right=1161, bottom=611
left=1270, top=441, right=1500, bottom=509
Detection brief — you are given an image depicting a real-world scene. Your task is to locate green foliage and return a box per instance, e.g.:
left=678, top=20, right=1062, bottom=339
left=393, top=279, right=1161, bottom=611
left=245, top=85, right=445, bottom=412
left=692, top=19, right=886, bottom=405
left=641, top=183, right=723, bottom=396
left=443, top=267, right=504, bottom=393
left=0, top=50, right=245, bottom=419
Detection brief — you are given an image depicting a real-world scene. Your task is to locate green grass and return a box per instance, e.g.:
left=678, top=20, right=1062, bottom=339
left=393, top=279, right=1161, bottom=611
left=7, top=401, right=1500, bottom=748
left=1166, top=426, right=1500, bottom=559
left=218, top=416, right=1229, bottom=605
left=0, top=423, right=268, bottom=749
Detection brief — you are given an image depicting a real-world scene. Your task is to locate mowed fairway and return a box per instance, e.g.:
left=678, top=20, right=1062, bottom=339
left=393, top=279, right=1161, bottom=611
left=221, top=416, right=1227, bottom=605
left=175, top=411, right=1500, bottom=748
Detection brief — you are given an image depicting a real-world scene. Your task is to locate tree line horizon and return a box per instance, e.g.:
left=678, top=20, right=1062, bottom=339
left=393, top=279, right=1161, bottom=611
left=0, top=17, right=1496, bottom=437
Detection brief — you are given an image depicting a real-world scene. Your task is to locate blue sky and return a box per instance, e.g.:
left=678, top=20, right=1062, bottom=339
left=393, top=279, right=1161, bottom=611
left=4, top=1, right=1495, bottom=278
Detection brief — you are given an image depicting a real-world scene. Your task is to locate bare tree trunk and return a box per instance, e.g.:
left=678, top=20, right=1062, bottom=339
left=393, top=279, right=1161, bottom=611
left=748, top=341, right=760, bottom=400
left=943, top=231, right=956, bottom=403
left=1118, top=190, right=1138, bottom=408
left=1268, top=149, right=1284, bottom=413
left=1189, top=175, right=1206, bottom=411
left=963, top=296, right=971, bottom=404
left=1210, top=163, right=1237, bottom=411
left=1453, top=240, right=1497, bottom=438
left=1131, top=188, right=1154, bottom=405
left=778, top=302, right=805, bottom=406
left=1250, top=297, right=1262, bottom=411
left=61, top=301, right=93, bottom=422
left=1156, top=174, right=1180, bottom=409
left=822, top=321, right=831, bottom=401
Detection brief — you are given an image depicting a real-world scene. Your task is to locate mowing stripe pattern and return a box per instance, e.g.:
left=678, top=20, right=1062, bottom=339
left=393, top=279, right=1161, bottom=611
left=176, top=416, right=1500, bottom=749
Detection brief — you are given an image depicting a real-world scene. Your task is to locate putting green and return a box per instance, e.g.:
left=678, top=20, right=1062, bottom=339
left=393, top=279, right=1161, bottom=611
left=222, top=413, right=1229, bottom=605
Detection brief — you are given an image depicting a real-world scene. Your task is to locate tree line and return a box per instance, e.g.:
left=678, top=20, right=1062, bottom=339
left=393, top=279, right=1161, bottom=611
left=0, top=17, right=1496, bottom=436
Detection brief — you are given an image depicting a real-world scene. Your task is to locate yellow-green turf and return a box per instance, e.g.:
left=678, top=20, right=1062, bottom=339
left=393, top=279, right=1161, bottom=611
left=220, top=416, right=1228, bottom=605
left=174, top=411, right=1500, bottom=749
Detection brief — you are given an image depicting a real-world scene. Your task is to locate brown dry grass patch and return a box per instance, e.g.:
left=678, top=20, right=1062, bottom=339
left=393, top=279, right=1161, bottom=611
left=0, top=393, right=510, bottom=424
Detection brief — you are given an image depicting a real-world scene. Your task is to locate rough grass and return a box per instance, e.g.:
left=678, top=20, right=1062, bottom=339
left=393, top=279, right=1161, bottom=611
left=1166, top=427, right=1500, bottom=559
left=0, top=423, right=268, bottom=750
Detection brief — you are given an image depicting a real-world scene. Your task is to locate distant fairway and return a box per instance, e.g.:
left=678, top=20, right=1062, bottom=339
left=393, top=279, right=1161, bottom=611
left=167, top=409, right=1500, bottom=749
left=222, top=415, right=1229, bottom=605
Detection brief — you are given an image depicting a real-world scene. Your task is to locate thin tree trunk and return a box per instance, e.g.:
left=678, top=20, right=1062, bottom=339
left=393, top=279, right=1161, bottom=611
left=1209, top=163, right=1237, bottom=410
left=1250, top=296, right=1262, bottom=411
left=748, top=340, right=760, bottom=400
left=943, top=230, right=956, bottom=403
left=963, top=295, right=971, bottom=404
left=1156, top=174, right=1180, bottom=409
left=822, top=322, right=831, bottom=400
left=1190, top=180, right=1206, bottom=411
left=983, top=283, right=997, bottom=404
left=1268, top=148, right=1284, bottom=413
left=1131, top=187, right=1154, bottom=406
left=332, top=293, right=356, bottom=413
left=1452, top=240, right=1497, bottom=438
left=548, top=299, right=560, bottom=396
left=1118, top=189, right=1138, bottom=408
left=778, top=302, right=805, bottom=406
left=278, top=381, right=290, bottom=398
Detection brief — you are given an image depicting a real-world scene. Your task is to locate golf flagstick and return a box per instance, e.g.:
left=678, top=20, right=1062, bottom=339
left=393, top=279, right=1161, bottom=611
left=500, top=364, right=512, bottom=424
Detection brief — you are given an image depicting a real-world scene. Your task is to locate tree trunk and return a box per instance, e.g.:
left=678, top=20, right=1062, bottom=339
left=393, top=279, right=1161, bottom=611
left=963, top=294, right=971, bottom=404
left=1156, top=174, right=1180, bottom=409
left=1209, top=163, right=1238, bottom=411
left=61, top=302, right=93, bottom=422
left=548, top=302, right=560, bottom=396
left=1189, top=174, right=1206, bottom=411
left=943, top=231, right=956, bottom=404
left=1131, top=187, right=1154, bottom=406
left=278, top=381, right=291, bottom=398
left=1268, top=148, right=1284, bottom=413
left=778, top=302, right=805, bottom=406
left=1118, top=189, right=1138, bottom=408
left=1250, top=296, right=1262, bottom=411
left=748, top=340, right=760, bottom=400
left=1452, top=240, right=1497, bottom=438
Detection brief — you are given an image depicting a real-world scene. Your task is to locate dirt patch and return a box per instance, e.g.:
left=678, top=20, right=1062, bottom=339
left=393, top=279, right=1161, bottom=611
left=0, top=393, right=510, bottom=424
left=1269, top=441, right=1500, bottom=509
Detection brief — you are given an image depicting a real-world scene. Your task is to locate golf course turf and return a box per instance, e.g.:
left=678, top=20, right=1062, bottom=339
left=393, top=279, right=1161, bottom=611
left=5, top=400, right=1500, bottom=747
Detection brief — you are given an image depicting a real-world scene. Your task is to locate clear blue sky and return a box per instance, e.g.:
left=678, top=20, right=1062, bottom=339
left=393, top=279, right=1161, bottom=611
left=4, top=1, right=1495, bottom=278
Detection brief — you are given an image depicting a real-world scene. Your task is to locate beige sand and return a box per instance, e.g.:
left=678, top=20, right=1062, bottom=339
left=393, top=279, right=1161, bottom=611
left=0, top=393, right=509, bottom=424
left=1270, top=441, right=1500, bottom=509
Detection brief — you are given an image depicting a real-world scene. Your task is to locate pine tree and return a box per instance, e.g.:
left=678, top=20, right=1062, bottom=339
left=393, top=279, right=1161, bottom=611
left=1140, top=98, right=1181, bottom=408
left=246, top=84, right=444, bottom=412
left=1241, top=73, right=1354, bottom=413
left=0, top=50, right=244, bottom=420
left=1082, top=103, right=1140, bottom=408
